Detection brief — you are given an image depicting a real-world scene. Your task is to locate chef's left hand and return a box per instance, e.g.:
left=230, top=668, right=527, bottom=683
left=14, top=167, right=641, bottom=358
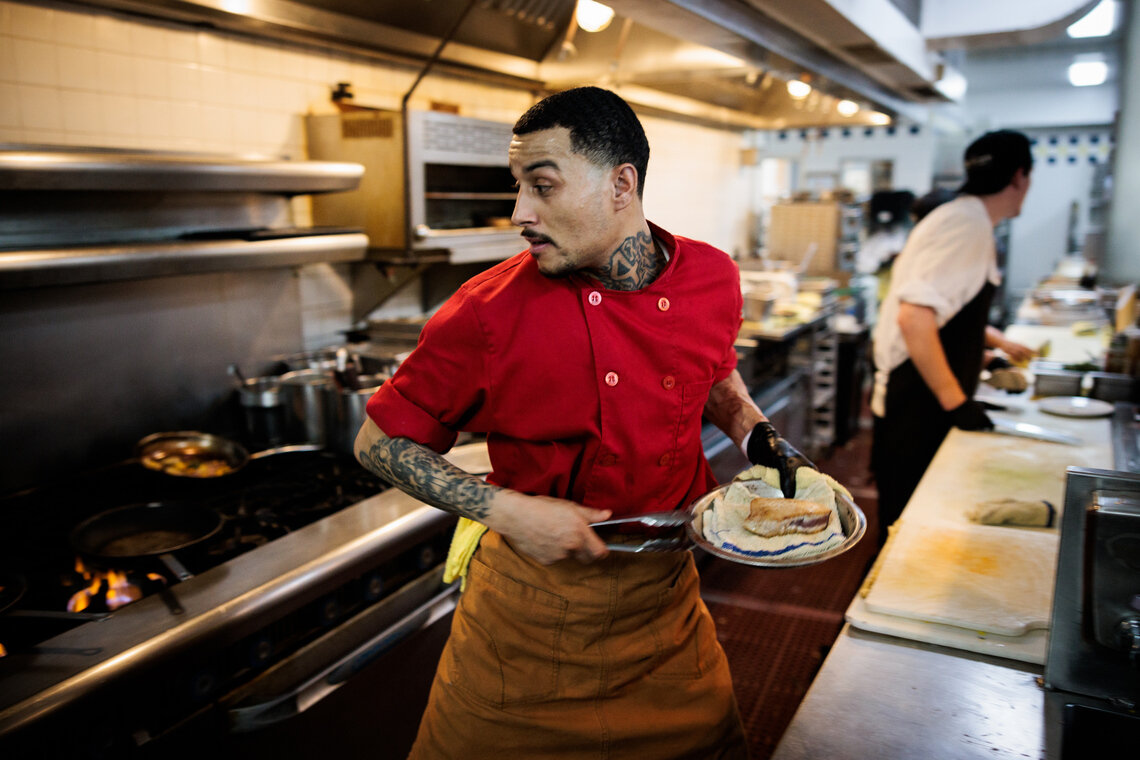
left=746, top=421, right=817, bottom=498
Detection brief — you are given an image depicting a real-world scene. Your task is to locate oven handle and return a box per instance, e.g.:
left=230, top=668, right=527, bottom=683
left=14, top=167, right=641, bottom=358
left=227, top=583, right=458, bottom=732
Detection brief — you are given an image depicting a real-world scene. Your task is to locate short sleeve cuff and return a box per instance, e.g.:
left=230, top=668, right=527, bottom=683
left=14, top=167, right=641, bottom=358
left=366, top=382, right=458, bottom=453
left=894, top=283, right=954, bottom=323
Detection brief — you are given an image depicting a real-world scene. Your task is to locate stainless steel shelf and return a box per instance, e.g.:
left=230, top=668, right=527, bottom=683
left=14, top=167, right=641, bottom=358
left=0, top=147, right=363, bottom=194
left=0, top=233, right=369, bottom=289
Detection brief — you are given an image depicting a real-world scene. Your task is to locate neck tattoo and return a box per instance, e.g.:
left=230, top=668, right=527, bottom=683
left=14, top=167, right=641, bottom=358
left=589, top=230, right=664, bottom=291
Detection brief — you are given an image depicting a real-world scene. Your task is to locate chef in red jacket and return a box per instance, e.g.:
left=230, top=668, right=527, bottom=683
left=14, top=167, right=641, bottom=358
left=355, top=86, right=812, bottom=759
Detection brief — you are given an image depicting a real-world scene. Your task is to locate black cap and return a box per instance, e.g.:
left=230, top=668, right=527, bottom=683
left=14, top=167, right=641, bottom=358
left=959, top=130, right=1033, bottom=195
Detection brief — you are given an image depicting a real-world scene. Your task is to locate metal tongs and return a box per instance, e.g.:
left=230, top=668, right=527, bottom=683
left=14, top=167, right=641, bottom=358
left=589, top=511, right=695, bottom=553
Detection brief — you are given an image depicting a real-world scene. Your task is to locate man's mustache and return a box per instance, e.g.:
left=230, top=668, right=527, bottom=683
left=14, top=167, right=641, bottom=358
left=521, top=229, right=555, bottom=246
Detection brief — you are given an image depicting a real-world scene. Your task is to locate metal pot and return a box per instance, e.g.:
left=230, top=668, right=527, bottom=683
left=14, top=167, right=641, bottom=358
left=280, top=369, right=334, bottom=445
left=238, top=376, right=285, bottom=448
left=322, top=374, right=388, bottom=455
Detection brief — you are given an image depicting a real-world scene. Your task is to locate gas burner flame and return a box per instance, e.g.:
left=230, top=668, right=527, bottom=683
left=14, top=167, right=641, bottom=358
left=0, top=642, right=6, bottom=658
left=66, top=558, right=163, bottom=613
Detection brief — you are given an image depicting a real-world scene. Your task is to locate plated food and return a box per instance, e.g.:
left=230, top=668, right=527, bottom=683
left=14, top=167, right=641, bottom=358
left=686, top=468, right=865, bottom=567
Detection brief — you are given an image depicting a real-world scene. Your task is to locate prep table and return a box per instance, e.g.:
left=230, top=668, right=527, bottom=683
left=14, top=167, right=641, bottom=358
left=772, top=388, right=1116, bottom=760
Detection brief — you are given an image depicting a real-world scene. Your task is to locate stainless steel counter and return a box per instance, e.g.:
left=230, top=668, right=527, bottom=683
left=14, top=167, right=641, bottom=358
left=772, top=625, right=1046, bottom=760
left=770, top=387, right=1135, bottom=759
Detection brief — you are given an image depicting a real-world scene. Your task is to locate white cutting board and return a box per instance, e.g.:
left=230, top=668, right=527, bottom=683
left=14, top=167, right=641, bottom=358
left=1003, top=324, right=1105, bottom=364
left=845, top=594, right=1048, bottom=664
left=863, top=522, right=1059, bottom=636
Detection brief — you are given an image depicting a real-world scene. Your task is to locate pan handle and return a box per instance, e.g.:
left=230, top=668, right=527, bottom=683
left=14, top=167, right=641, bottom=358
left=248, top=443, right=323, bottom=459
left=157, top=552, right=192, bottom=581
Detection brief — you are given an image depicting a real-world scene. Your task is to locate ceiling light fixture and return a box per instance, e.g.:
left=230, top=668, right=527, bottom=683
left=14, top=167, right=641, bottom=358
left=869, top=112, right=891, bottom=126
left=1068, top=59, right=1108, bottom=86
left=576, top=0, right=615, bottom=33
left=837, top=99, right=859, bottom=117
left=1067, top=0, right=1117, bottom=38
left=786, top=79, right=812, bottom=99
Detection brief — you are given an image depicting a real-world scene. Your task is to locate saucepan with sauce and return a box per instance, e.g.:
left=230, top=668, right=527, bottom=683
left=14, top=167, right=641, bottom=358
left=136, top=431, right=250, bottom=479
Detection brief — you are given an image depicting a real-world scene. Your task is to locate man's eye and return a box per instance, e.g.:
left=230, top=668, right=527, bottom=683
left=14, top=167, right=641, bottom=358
left=534, top=184, right=552, bottom=196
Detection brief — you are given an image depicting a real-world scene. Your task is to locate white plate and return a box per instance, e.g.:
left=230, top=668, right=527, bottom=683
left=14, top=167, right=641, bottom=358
left=1037, top=396, right=1114, bottom=418
left=685, top=483, right=866, bottom=568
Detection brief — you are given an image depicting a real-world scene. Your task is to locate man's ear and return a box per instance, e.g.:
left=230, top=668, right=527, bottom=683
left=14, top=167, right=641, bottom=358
left=612, top=164, right=639, bottom=210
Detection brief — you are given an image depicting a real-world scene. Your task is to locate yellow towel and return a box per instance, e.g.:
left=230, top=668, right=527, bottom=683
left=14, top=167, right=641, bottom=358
left=733, top=464, right=852, bottom=499
left=443, top=516, right=488, bottom=590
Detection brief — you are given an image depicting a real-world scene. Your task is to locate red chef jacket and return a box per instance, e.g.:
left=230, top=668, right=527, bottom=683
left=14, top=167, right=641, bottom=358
left=366, top=221, right=742, bottom=518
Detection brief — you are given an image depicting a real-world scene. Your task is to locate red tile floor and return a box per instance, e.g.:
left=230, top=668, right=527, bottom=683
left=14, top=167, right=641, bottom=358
left=698, top=419, right=881, bottom=759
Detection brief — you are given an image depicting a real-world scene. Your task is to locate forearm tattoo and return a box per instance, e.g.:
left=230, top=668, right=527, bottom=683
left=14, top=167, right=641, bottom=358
left=590, top=230, right=663, bottom=291
left=360, top=432, right=496, bottom=521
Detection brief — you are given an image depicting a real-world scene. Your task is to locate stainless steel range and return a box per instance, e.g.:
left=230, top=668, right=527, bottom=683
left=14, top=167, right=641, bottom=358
left=0, top=448, right=459, bottom=758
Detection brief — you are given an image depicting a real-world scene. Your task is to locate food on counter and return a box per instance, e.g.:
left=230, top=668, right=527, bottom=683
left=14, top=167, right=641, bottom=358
left=142, top=449, right=235, bottom=477
left=967, top=498, right=1055, bottom=528
left=743, top=497, right=832, bottom=537
left=701, top=479, right=844, bottom=560
left=985, top=367, right=1028, bottom=392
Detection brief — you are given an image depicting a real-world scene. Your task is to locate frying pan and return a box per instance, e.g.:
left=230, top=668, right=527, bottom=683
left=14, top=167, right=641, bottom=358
left=135, top=431, right=322, bottom=479
left=136, top=431, right=250, bottom=479
left=0, top=569, right=109, bottom=621
left=69, top=501, right=224, bottom=583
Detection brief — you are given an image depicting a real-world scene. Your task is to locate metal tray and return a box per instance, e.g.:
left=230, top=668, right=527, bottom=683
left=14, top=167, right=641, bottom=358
left=685, top=481, right=867, bottom=568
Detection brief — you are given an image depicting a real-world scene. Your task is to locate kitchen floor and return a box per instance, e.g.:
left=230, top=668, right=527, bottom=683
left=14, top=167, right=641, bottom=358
left=699, top=414, right=881, bottom=760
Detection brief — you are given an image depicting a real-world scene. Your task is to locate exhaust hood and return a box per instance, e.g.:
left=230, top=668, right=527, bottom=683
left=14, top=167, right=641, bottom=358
left=58, top=0, right=1088, bottom=127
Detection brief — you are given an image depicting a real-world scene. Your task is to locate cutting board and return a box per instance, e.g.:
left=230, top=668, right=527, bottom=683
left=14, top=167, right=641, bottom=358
left=900, top=425, right=1111, bottom=527
left=1003, top=324, right=1104, bottom=364
left=863, top=523, right=1059, bottom=636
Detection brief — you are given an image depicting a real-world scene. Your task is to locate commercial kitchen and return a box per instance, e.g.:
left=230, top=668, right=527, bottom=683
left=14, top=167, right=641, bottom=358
left=1, top=1, right=1139, bottom=758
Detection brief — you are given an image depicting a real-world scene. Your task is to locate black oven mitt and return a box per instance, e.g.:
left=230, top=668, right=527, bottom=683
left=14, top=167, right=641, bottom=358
left=746, top=421, right=817, bottom=498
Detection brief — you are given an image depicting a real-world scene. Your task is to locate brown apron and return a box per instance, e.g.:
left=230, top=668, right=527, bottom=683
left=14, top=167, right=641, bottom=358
left=409, top=531, right=748, bottom=759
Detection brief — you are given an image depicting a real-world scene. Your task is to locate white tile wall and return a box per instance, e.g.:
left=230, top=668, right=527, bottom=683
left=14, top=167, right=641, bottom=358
left=1, top=0, right=754, bottom=342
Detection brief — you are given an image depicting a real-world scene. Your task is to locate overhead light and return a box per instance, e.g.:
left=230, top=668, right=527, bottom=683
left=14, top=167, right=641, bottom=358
left=576, top=0, right=615, bottom=33
left=1069, top=59, right=1108, bottom=86
left=869, top=112, right=891, bottom=126
left=837, top=99, right=859, bottom=117
left=1067, top=0, right=1117, bottom=38
left=786, top=79, right=812, bottom=100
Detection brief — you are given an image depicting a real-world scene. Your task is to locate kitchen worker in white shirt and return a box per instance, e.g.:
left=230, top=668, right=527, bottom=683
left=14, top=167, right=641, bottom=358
left=869, top=130, right=1037, bottom=546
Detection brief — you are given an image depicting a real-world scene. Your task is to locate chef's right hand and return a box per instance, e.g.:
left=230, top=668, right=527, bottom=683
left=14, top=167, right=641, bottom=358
left=487, top=492, right=612, bottom=565
left=950, top=399, right=994, bottom=431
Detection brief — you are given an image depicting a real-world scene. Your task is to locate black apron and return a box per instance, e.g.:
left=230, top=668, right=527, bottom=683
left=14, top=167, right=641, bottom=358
left=871, top=281, right=995, bottom=544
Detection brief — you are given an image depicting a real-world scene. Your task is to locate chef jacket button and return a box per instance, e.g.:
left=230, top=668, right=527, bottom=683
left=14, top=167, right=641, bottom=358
left=599, top=453, right=618, bottom=466
left=657, top=297, right=670, bottom=311
left=604, top=371, right=619, bottom=386
left=658, top=453, right=671, bottom=466
left=588, top=291, right=602, bottom=306
left=662, top=375, right=676, bottom=390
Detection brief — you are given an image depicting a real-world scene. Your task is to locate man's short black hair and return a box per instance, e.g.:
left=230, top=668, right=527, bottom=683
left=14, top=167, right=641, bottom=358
left=514, top=86, right=650, bottom=198
left=959, top=129, right=1033, bottom=196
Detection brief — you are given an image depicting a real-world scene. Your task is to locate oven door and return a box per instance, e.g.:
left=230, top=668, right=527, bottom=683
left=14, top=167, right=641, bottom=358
left=140, top=566, right=457, bottom=759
